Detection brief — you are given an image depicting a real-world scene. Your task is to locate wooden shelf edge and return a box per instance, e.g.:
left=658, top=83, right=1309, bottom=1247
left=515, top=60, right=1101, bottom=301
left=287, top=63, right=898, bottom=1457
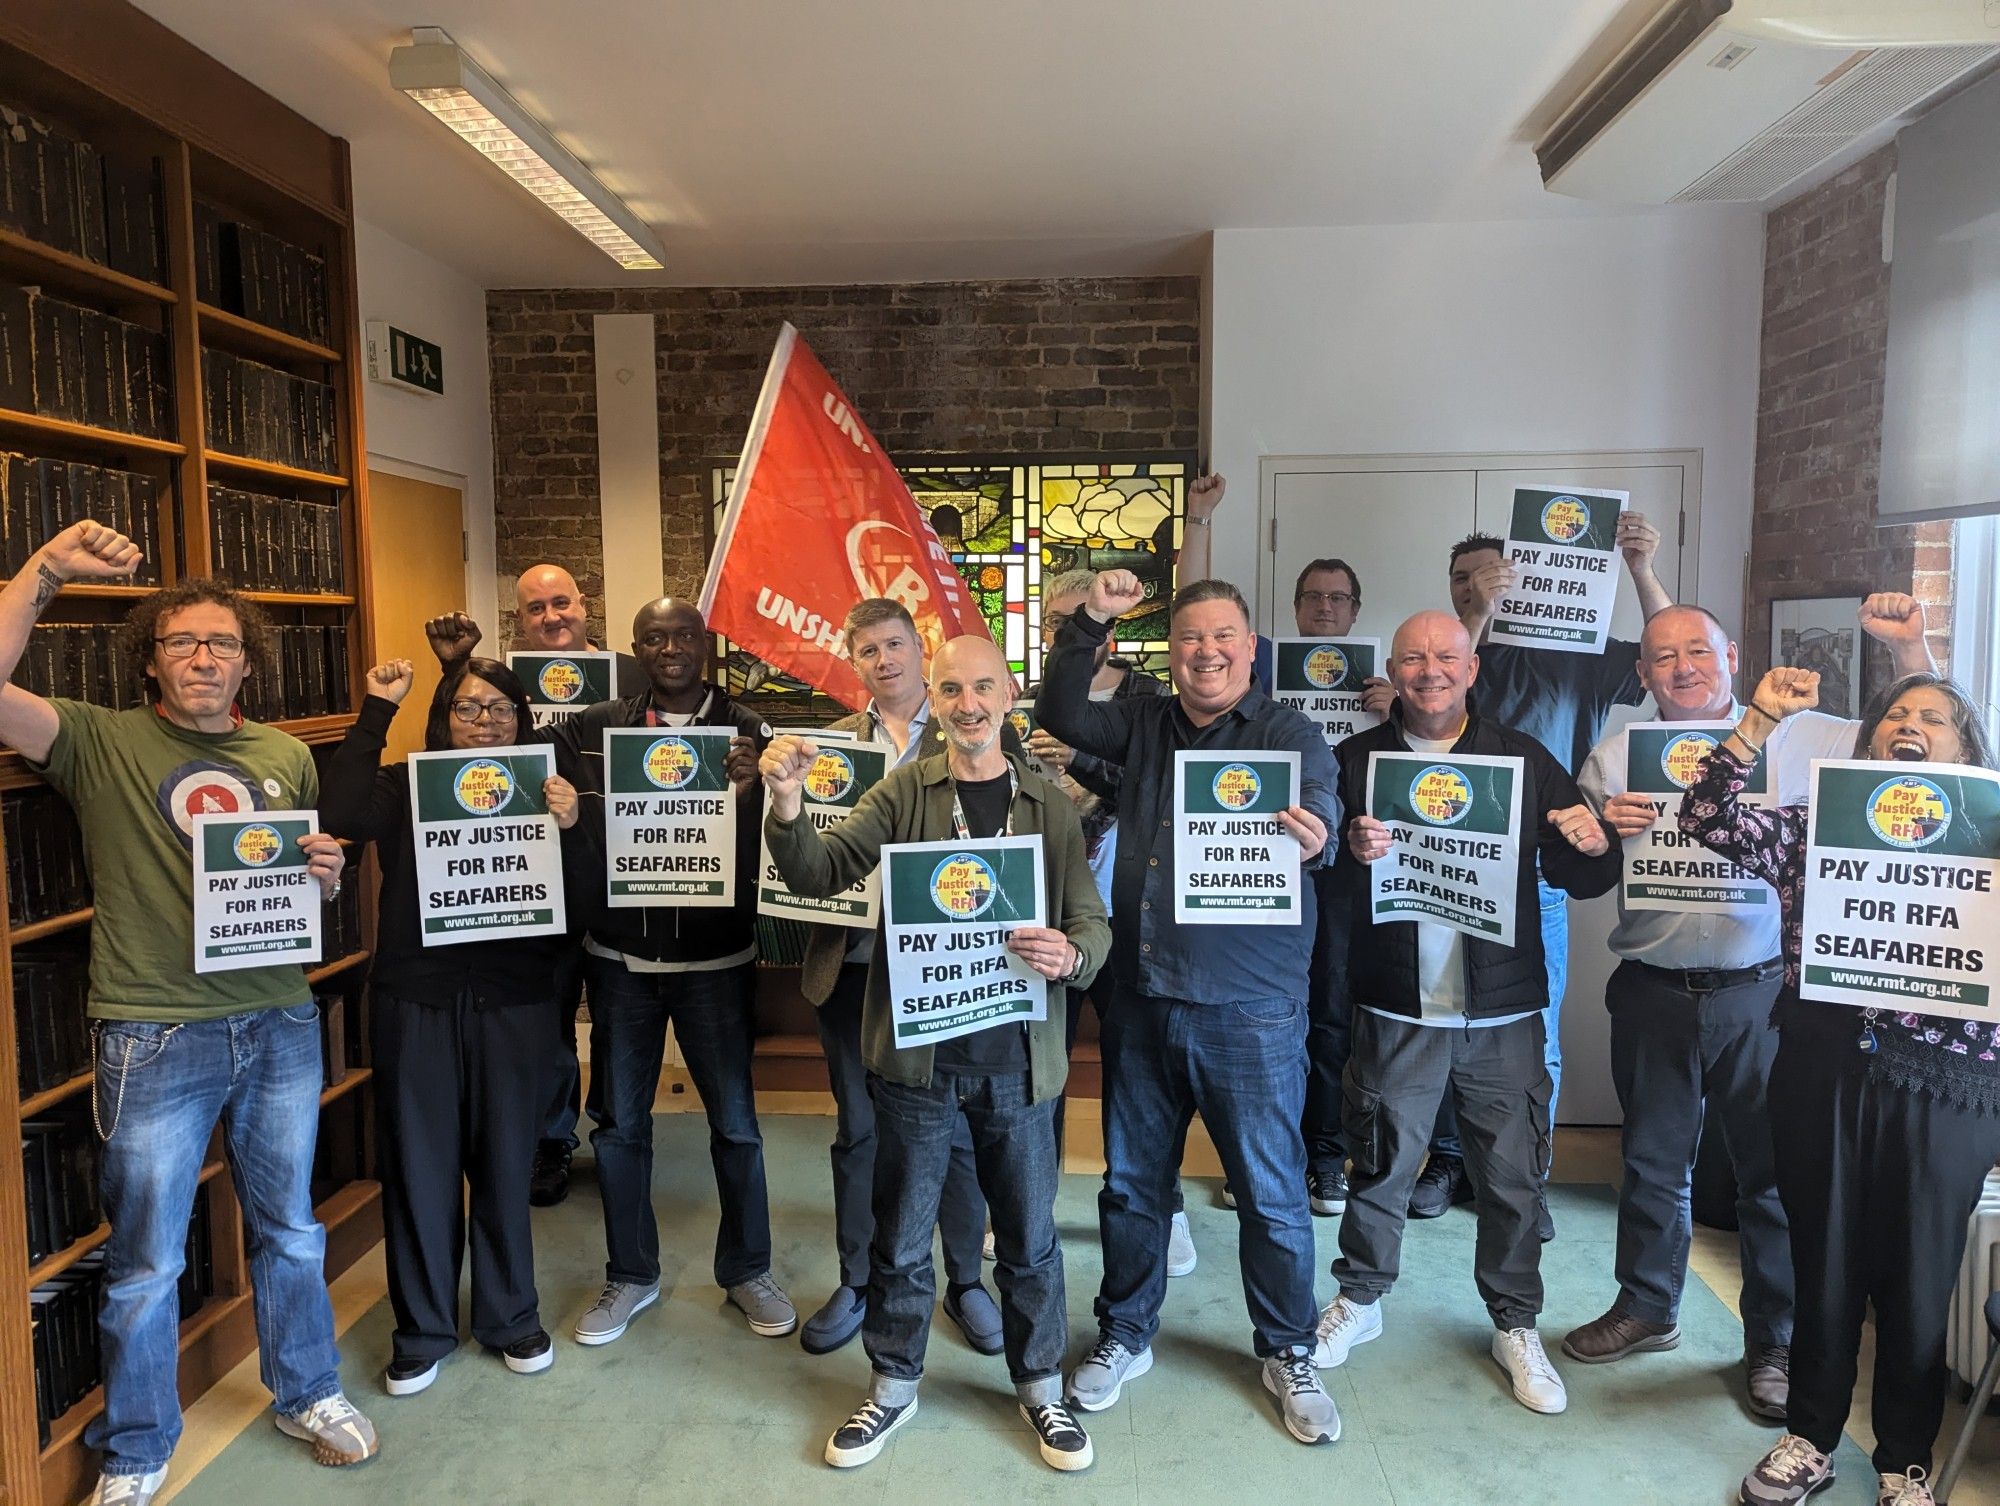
left=20, top=1069, right=91, bottom=1118
left=38, top=1291, right=253, bottom=1461
left=305, top=949, right=368, bottom=985
left=0, top=580, right=157, bottom=599
left=272, top=712, right=356, bottom=743
left=0, top=226, right=178, bottom=305
left=10, top=907, right=95, bottom=943
left=202, top=450, right=347, bottom=488
left=313, top=1178, right=380, bottom=1230
left=26, top=1221, right=110, bottom=1285
left=318, top=1065, right=372, bottom=1109
left=197, top=302, right=342, bottom=364
left=241, top=590, right=356, bottom=606
left=0, top=408, right=187, bottom=456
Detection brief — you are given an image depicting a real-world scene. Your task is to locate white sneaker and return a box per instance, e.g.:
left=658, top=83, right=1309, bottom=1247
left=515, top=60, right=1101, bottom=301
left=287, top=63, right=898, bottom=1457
left=1166, top=1211, right=1197, bottom=1278
left=983, top=1227, right=997, bottom=1262
left=1491, top=1327, right=1567, bottom=1414
left=89, top=1468, right=168, bottom=1506
left=1878, top=1467, right=1935, bottom=1506
left=1313, top=1295, right=1383, bottom=1368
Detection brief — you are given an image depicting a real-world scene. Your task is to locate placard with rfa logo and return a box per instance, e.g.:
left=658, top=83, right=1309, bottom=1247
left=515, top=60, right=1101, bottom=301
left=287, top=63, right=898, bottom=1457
left=882, top=835, right=1048, bottom=1048
left=1173, top=750, right=1302, bottom=925
left=508, top=651, right=615, bottom=729
left=1489, top=486, right=1627, bottom=655
left=1800, top=759, right=2000, bottom=1021
left=191, top=811, right=322, bottom=972
left=1622, top=722, right=1774, bottom=913
left=603, top=727, right=737, bottom=907
left=1271, top=638, right=1384, bottom=745
left=408, top=745, right=566, bottom=945
left=757, top=728, right=891, bottom=927
left=1007, top=699, right=1055, bottom=778
left=1366, top=751, right=1522, bottom=945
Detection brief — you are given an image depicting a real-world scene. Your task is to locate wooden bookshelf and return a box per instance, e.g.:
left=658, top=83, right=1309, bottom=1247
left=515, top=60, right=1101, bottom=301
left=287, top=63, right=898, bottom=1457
left=0, top=7, right=383, bottom=1502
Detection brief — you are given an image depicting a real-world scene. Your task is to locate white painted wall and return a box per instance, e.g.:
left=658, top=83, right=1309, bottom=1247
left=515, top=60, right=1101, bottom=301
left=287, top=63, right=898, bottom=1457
left=1204, top=211, right=1767, bottom=638
left=352, top=216, right=498, bottom=633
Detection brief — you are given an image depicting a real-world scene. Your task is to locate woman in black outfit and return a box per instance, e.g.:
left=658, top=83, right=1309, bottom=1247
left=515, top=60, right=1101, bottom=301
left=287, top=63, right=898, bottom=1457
left=322, top=655, right=588, bottom=1396
left=1682, top=667, right=1999, bottom=1506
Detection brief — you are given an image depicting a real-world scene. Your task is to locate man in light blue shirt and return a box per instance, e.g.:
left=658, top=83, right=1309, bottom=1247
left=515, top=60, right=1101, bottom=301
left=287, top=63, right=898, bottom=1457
left=1562, top=596, right=1934, bottom=1421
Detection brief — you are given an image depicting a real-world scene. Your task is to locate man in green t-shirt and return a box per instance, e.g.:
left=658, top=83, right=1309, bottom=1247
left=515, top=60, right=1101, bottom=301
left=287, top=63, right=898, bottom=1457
left=0, top=522, right=379, bottom=1506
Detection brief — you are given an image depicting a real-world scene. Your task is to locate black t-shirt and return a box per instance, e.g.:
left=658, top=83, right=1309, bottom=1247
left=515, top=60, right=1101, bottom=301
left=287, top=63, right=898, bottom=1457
left=1473, top=640, right=1644, bottom=774
left=930, top=772, right=1031, bottom=1076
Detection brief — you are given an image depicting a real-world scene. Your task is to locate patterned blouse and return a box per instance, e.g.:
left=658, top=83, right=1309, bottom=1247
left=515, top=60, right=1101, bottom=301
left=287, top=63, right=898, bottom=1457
left=1679, top=741, right=2000, bottom=1116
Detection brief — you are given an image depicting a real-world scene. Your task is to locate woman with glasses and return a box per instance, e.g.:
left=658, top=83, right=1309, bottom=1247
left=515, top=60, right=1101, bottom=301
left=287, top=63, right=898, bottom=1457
left=321, top=654, right=590, bottom=1396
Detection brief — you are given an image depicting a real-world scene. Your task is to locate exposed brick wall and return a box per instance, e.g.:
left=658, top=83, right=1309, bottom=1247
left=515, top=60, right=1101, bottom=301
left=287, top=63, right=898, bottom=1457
left=486, top=279, right=1201, bottom=646
left=1750, top=144, right=1955, bottom=693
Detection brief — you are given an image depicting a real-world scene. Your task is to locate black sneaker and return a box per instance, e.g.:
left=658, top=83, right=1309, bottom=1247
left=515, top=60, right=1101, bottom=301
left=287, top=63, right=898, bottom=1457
left=824, top=1397, right=917, bottom=1469
left=1408, top=1153, right=1469, bottom=1218
left=1308, top=1167, right=1348, bottom=1217
left=502, top=1330, right=553, bottom=1375
left=384, top=1356, right=438, bottom=1396
left=529, top=1142, right=572, bottom=1207
left=1019, top=1400, right=1093, bottom=1472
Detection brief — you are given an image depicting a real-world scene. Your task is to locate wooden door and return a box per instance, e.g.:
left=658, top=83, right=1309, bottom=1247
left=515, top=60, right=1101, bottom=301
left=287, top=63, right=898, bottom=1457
left=365, top=470, right=467, bottom=762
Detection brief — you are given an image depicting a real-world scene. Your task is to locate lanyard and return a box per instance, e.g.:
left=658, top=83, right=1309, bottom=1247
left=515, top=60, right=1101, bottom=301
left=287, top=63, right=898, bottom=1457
left=951, top=769, right=1018, bottom=840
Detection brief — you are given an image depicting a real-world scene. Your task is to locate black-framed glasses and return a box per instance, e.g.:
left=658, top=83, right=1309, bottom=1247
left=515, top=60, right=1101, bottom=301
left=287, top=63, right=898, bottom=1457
left=154, top=633, right=244, bottom=660
left=449, top=698, right=518, bottom=725
left=1042, top=611, right=1073, bottom=636
left=1298, top=591, right=1358, bottom=610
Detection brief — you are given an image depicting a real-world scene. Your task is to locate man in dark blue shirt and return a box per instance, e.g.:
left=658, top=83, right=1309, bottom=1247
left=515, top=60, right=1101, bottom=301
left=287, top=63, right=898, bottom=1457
left=1037, top=571, right=1344, bottom=1446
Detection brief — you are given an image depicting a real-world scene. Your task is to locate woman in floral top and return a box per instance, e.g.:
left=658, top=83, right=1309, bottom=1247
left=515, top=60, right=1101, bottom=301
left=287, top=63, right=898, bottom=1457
left=1681, top=667, right=1997, bottom=1506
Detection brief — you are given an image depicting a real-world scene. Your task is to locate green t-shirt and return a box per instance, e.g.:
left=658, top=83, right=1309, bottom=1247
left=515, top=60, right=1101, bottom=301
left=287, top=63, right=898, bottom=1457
left=33, top=700, right=320, bottom=1022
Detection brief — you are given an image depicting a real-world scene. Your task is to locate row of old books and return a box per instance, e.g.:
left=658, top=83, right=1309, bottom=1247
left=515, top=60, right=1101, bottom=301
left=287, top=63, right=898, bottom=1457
left=201, top=349, right=337, bottom=474
left=3, top=786, right=88, bottom=927
left=194, top=204, right=330, bottom=345
left=209, top=485, right=345, bottom=595
left=0, top=451, right=163, bottom=581
left=12, top=941, right=88, bottom=1099
left=0, top=283, right=173, bottom=438
left=0, top=101, right=165, bottom=285
left=234, top=622, right=352, bottom=724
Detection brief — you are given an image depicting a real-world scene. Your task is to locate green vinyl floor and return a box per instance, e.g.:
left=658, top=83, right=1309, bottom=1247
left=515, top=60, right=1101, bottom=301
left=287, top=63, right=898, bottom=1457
left=166, top=1113, right=1885, bottom=1506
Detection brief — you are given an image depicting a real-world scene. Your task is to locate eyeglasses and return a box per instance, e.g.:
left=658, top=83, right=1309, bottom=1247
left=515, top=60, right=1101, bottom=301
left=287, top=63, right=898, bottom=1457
left=448, top=698, right=518, bottom=725
left=153, top=634, right=244, bottom=660
left=1042, top=612, right=1073, bottom=636
left=1298, top=591, right=1358, bottom=610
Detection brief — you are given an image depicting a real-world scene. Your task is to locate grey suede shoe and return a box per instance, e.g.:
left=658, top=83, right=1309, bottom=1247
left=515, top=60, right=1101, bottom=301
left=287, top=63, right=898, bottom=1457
left=727, top=1272, right=798, bottom=1336
left=573, top=1280, right=660, bottom=1345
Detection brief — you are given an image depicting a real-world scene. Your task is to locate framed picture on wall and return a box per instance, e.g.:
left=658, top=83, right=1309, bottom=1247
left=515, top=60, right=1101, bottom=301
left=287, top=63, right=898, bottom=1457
left=1769, top=596, right=1863, bottom=718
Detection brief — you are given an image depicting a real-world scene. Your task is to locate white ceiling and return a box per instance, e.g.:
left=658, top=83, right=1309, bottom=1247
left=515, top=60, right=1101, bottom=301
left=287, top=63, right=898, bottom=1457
left=133, top=0, right=1684, bottom=289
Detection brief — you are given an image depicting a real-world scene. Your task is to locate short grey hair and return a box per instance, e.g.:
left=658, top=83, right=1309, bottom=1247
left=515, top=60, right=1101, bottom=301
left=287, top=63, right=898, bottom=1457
left=1044, top=570, right=1098, bottom=601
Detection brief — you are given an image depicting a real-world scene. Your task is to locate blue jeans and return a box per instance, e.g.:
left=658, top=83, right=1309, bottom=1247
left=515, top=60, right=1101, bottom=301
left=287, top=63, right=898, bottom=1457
left=1434, top=878, right=1568, bottom=1159
left=865, top=1068, right=1065, bottom=1407
left=88, top=1003, right=339, bottom=1475
left=587, top=956, right=770, bottom=1288
left=1096, top=993, right=1318, bottom=1357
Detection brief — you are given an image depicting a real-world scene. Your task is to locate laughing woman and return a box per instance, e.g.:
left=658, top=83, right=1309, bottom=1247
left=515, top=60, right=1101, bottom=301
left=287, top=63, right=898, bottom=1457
left=1680, top=667, right=1999, bottom=1506
left=322, top=657, right=589, bottom=1396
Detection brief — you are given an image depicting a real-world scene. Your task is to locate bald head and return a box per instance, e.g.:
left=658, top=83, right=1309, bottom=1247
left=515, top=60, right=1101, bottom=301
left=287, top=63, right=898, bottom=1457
left=632, top=597, right=707, bottom=699
left=929, top=633, right=1015, bottom=763
left=1639, top=604, right=1738, bottom=720
left=1388, top=610, right=1478, bottom=739
left=515, top=563, right=589, bottom=652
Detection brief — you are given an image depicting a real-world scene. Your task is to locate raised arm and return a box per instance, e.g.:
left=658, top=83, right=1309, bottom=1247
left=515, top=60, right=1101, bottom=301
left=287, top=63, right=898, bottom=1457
left=1175, top=473, right=1225, bottom=586
left=760, top=735, right=901, bottom=898
left=321, top=660, right=414, bottom=844
left=0, top=522, right=143, bottom=763
left=1857, top=592, right=1938, bottom=679
left=1678, top=667, right=1813, bottom=887
left=1616, top=511, right=1672, bottom=622
left=1035, top=570, right=1145, bottom=762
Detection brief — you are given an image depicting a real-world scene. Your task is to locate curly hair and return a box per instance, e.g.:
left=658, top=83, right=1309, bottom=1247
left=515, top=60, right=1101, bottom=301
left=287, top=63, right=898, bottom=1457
left=118, top=578, right=275, bottom=703
left=423, top=657, right=540, bottom=753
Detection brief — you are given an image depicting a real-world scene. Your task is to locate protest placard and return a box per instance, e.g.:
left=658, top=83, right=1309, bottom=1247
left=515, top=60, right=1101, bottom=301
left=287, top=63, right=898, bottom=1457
left=1366, top=751, right=1523, bottom=945
left=882, top=835, right=1047, bottom=1047
left=1622, top=722, right=1775, bottom=913
left=1489, top=486, right=1627, bottom=655
left=192, top=811, right=321, bottom=972
left=1270, top=637, right=1384, bottom=745
left=409, top=745, right=566, bottom=945
left=756, top=728, right=889, bottom=927
left=508, top=650, right=616, bottom=729
left=603, top=727, right=737, bottom=907
left=1173, top=751, right=1302, bottom=925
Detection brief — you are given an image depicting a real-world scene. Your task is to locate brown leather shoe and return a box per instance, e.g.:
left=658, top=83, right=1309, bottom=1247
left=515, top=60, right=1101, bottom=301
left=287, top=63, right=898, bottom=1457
left=1747, top=1343, right=1790, bottom=1421
left=1559, top=1306, right=1680, bottom=1364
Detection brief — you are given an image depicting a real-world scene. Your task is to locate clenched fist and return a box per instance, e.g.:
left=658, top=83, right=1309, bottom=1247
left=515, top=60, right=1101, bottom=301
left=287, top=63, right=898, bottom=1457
left=759, top=734, right=820, bottom=822
left=366, top=659, right=415, bottom=706
left=1086, top=569, right=1146, bottom=624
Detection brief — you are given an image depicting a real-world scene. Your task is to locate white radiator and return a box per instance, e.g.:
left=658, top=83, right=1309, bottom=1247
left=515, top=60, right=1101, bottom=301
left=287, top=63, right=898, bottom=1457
left=1948, top=1170, right=2000, bottom=1390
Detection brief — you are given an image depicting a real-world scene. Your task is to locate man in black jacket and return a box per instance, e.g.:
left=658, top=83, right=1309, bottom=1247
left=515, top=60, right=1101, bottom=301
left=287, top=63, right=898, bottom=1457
left=549, top=596, right=795, bottom=1346
left=1312, top=610, right=1618, bottom=1418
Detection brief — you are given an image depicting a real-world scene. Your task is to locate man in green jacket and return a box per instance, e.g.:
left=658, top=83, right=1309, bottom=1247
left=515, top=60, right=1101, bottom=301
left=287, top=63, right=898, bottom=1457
left=763, top=633, right=1110, bottom=1476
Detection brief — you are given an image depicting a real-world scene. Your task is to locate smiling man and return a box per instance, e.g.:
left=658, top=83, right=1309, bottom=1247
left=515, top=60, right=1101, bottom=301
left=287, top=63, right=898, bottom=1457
left=1562, top=594, right=1936, bottom=1419
left=1037, top=571, right=1344, bottom=1446
left=549, top=596, right=795, bottom=1347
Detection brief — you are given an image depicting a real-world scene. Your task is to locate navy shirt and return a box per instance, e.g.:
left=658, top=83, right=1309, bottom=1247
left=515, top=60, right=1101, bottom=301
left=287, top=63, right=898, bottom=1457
left=1036, top=610, right=1341, bottom=1007
left=1473, top=640, right=1644, bottom=775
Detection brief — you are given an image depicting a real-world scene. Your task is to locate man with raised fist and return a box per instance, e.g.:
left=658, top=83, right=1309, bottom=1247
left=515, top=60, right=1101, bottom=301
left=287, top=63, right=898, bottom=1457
left=0, top=524, right=374, bottom=1506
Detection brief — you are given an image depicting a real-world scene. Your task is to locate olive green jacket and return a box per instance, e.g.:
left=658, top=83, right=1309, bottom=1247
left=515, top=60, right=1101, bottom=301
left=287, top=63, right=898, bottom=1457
left=765, top=750, right=1109, bottom=1103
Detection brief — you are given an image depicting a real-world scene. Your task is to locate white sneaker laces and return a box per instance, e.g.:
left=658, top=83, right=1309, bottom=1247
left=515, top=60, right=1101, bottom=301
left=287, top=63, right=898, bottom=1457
left=1505, top=1328, right=1560, bottom=1386
left=847, top=1400, right=889, bottom=1434
left=1317, top=1300, right=1361, bottom=1341
left=1030, top=1402, right=1083, bottom=1437
left=297, top=1393, right=362, bottom=1429
left=1885, top=1466, right=1933, bottom=1505
left=1766, top=1435, right=1824, bottom=1481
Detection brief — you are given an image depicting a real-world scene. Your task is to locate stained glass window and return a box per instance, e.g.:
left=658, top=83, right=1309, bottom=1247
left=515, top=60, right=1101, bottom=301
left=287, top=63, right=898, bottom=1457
left=710, top=457, right=1190, bottom=714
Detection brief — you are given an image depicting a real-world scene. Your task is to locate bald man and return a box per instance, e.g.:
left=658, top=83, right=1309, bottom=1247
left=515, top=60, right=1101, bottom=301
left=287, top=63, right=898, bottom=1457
left=1317, top=610, right=1620, bottom=1417
left=764, top=633, right=1110, bottom=1474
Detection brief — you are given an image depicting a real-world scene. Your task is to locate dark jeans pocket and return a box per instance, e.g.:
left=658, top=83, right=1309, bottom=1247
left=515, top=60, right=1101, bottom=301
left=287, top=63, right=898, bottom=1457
left=1342, top=1073, right=1384, bottom=1179
left=1232, top=997, right=1301, bottom=1027
left=1526, top=1073, right=1554, bottom=1181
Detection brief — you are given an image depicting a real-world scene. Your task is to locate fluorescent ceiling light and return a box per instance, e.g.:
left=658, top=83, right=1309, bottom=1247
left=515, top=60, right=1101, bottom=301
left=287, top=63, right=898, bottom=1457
left=389, top=27, right=665, bottom=270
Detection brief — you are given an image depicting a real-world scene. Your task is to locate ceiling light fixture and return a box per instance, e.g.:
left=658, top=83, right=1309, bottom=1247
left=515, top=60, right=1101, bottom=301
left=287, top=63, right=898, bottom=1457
left=388, top=27, right=665, bottom=270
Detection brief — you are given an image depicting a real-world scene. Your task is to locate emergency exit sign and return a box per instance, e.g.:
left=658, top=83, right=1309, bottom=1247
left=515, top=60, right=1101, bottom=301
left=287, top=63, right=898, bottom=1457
left=365, top=321, right=444, bottom=397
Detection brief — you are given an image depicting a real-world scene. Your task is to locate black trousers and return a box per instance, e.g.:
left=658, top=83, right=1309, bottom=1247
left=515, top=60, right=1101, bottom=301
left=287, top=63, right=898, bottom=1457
left=536, top=943, right=598, bottom=1149
left=817, top=964, right=985, bottom=1291
left=373, top=987, right=546, bottom=1363
left=1771, top=1022, right=2000, bottom=1475
left=1302, top=866, right=1352, bottom=1171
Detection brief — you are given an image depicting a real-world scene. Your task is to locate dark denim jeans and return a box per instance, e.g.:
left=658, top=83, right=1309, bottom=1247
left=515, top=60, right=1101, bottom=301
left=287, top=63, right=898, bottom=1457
left=1096, top=992, right=1318, bottom=1358
left=1303, top=865, right=1353, bottom=1173
left=586, top=956, right=770, bottom=1289
left=537, top=943, right=597, bottom=1149
left=88, top=1003, right=340, bottom=1475
left=865, top=1068, right=1065, bottom=1407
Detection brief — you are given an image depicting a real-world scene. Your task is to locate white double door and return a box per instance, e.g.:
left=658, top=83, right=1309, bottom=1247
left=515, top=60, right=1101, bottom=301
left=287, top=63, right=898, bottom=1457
left=1261, top=453, right=1698, bottom=1126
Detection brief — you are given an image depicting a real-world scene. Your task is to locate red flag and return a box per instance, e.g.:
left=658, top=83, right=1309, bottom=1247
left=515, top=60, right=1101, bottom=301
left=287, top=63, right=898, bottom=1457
left=699, top=324, right=990, bottom=710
